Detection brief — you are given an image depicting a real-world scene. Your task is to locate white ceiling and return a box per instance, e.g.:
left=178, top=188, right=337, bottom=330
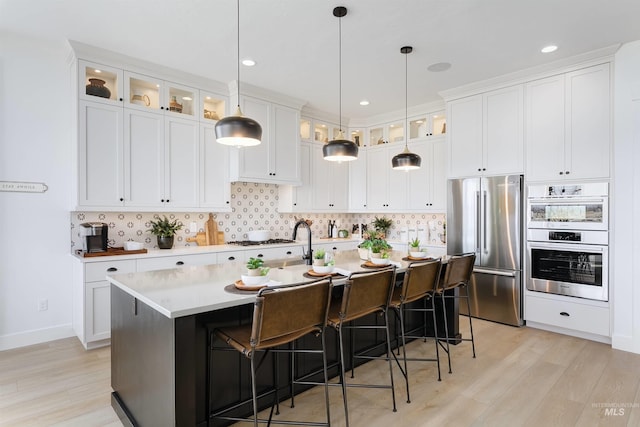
left=2, top=0, right=640, bottom=119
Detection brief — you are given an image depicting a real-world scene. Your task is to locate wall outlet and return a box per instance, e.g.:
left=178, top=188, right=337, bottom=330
left=189, top=221, right=197, bottom=233
left=38, top=299, right=48, bottom=312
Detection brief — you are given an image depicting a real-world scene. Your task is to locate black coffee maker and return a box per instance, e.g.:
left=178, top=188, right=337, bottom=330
left=80, top=222, right=108, bottom=253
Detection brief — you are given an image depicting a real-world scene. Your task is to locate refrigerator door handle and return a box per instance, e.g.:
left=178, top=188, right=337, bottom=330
left=473, top=268, right=517, bottom=277
left=483, top=190, right=487, bottom=252
left=476, top=190, right=481, bottom=253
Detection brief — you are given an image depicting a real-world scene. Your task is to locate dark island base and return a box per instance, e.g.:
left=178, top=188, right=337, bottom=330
left=111, top=280, right=461, bottom=427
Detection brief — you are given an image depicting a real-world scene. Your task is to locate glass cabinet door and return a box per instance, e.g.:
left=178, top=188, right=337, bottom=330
left=369, top=127, right=384, bottom=145
left=300, top=118, right=312, bottom=141
left=201, top=91, right=226, bottom=123
left=314, top=122, right=330, bottom=143
left=80, top=60, right=123, bottom=104
left=165, top=82, right=198, bottom=119
left=388, top=122, right=404, bottom=144
left=409, top=116, right=428, bottom=140
left=125, top=71, right=162, bottom=113
left=431, top=111, right=446, bottom=136
left=349, top=128, right=364, bottom=147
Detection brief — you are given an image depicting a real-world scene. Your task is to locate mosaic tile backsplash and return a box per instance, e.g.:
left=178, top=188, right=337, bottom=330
left=71, top=182, right=446, bottom=251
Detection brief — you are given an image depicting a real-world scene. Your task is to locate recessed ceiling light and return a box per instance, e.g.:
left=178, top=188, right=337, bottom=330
left=94, top=69, right=102, bottom=73
left=359, top=100, right=370, bottom=106
left=427, top=62, right=451, bottom=72
left=415, top=120, right=424, bottom=124
left=242, top=59, right=256, bottom=66
left=541, top=45, right=558, bottom=53
left=206, top=96, right=211, bottom=100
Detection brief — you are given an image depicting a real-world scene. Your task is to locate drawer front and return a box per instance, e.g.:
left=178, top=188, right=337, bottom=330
left=243, top=246, right=303, bottom=261
left=217, top=250, right=246, bottom=264
left=526, top=295, right=610, bottom=336
left=136, top=253, right=216, bottom=272
left=85, top=259, right=136, bottom=282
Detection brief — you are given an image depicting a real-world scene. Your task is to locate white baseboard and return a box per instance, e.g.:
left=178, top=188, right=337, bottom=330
left=0, top=324, right=75, bottom=351
left=526, top=321, right=612, bottom=345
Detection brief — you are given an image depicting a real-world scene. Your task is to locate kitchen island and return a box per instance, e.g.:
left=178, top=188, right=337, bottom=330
left=107, top=250, right=458, bottom=427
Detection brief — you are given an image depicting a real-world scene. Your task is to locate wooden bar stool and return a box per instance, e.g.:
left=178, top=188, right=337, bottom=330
left=437, top=253, right=477, bottom=374
left=389, top=259, right=443, bottom=403
left=210, top=277, right=333, bottom=427
left=327, top=267, right=397, bottom=427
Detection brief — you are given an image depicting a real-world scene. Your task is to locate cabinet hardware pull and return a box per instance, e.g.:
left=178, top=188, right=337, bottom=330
left=176, top=261, right=184, bottom=265
left=559, top=311, right=570, bottom=317
left=228, top=256, right=235, bottom=261
left=565, top=171, right=570, bottom=175
left=286, top=251, right=292, bottom=255
left=559, top=171, right=564, bottom=175
left=119, top=98, right=123, bottom=102
left=166, top=199, right=170, bottom=203
left=257, top=254, right=263, bottom=258
left=119, top=198, right=124, bottom=202
left=226, top=201, right=229, bottom=204
left=107, top=267, right=118, bottom=272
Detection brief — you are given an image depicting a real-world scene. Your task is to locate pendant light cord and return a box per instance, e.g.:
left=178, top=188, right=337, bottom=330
left=338, top=12, right=343, bottom=133
left=405, top=49, right=408, bottom=150
left=236, top=0, right=241, bottom=110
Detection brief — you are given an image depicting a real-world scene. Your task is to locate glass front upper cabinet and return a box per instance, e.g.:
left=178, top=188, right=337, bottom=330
left=388, top=122, right=404, bottom=144
left=408, top=110, right=447, bottom=140
left=201, top=91, right=226, bottom=123
left=431, top=111, right=446, bottom=136
left=300, top=118, right=312, bottom=141
left=349, top=128, right=364, bottom=147
left=166, top=82, right=198, bottom=119
left=369, top=127, right=384, bottom=145
left=125, top=71, right=162, bottom=112
left=80, top=60, right=123, bottom=104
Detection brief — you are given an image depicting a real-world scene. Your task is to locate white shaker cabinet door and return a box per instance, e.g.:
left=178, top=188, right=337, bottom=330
left=271, top=104, right=300, bottom=183
left=447, top=95, right=483, bottom=177
left=164, top=116, right=199, bottom=208
left=483, top=85, right=524, bottom=175
left=526, top=75, right=566, bottom=182
left=232, top=96, right=271, bottom=180
left=78, top=101, right=124, bottom=207
left=200, top=124, right=231, bottom=210
left=124, top=109, right=165, bottom=207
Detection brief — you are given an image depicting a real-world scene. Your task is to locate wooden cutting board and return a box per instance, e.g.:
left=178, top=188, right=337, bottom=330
left=187, top=230, right=224, bottom=246
left=206, top=213, right=218, bottom=245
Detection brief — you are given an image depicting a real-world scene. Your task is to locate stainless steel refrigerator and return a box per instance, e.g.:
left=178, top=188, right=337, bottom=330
left=447, top=175, right=523, bottom=326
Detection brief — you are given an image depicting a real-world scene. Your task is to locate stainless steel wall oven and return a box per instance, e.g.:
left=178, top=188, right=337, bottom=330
left=526, top=183, right=609, bottom=301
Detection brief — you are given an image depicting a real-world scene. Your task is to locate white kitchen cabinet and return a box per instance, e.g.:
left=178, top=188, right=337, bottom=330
left=526, top=63, right=610, bottom=182
left=136, top=253, right=216, bottom=272
left=407, top=139, right=446, bottom=211
left=278, top=142, right=313, bottom=213
left=78, top=101, right=125, bottom=207
left=348, top=149, right=368, bottom=212
left=79, top=60, right=124, bottom=105
left=366, top=145, right=407, bottom=211
left=73, top=259, right=136, bottom=349
left=311, top=144, right=349, bottom=211
left=525, top=292, right=610, bottom=339
left=217, top=251, right=246, bottom=264
left=200, top=124, right=231, bottom=211
left=408, top=111, right=446, bottom=140
left=447, top=85, right=524, bottom=178
left=229, top=96, right=301, bottom=185
left=124, top=71, right=199, bottom=121
left=123, top=109, right=199, bottom=208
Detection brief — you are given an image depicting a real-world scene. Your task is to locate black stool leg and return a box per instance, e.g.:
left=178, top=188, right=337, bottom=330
left=440, top=292, right=453, bottom=374
left=464, top=288, right=476, bottom=358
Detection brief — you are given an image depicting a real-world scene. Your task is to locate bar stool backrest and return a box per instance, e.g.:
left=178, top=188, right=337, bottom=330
left=441, top=253, right=476, bottom=292
left=251, top=279, right=333, bottom=348
left=400, top=259, right=443, bottom=304
left=340, top=267, right=396, bottom=322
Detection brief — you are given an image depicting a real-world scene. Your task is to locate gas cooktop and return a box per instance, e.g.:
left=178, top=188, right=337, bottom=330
left=227, top=239, right=296, bottom=246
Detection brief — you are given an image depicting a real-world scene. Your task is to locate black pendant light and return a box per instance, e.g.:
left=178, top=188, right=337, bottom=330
left=215, top=0, right=262, bottom=147
left=392, top=46, right=421, bottom=170
left=323, top=6, right=358, bottom=162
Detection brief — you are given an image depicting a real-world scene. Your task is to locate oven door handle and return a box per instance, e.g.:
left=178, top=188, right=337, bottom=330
left=528, top=197, right=606, bottom=204
left=473, top=268, right=517, bottom=277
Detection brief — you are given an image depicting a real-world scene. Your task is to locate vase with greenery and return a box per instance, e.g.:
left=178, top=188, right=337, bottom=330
left=246, top=257, right=270, bottom=277
left=313, top=248, right=326, bottom=266
left=409, top=237, right=427, bottom=258
left=148, top=216, right=183, bottom=249
left=358, top=230, right=392, bottom=260
left=372, top=216, right=393, bottom=237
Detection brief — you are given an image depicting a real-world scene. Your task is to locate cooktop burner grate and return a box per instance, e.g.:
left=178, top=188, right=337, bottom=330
left=227, top=239, right=296, bottom=246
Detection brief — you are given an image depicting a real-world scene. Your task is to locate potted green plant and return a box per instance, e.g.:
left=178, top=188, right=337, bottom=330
left=409, top=237, right=427, bottom=259
left=313, top=248, right=326, bottom=266
left=148, top=216, right=183, bottom=249
left=245, top=257, right=270, bottom=277
left=358, top=230, right=392, bottom=260
left=372, top=216, right=393, bottom=237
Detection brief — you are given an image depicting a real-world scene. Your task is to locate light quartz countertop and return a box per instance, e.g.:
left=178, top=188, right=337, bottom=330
left=107, top=249, right=446, bottom=319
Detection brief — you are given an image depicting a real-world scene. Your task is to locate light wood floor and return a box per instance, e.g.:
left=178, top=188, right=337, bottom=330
left=1, top=319, right=640, bottom=426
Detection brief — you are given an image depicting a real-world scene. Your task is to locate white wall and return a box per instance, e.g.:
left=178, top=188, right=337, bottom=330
left=0, top=32, right=76, bottom=349
left=611, top=40, right=640, bottom=354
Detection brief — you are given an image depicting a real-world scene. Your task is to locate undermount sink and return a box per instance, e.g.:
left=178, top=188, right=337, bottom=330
left=264, top=257, right=308, bottom=269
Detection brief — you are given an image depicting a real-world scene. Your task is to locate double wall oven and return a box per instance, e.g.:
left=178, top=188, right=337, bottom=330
left=526, top=183, right=609, bottom=301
